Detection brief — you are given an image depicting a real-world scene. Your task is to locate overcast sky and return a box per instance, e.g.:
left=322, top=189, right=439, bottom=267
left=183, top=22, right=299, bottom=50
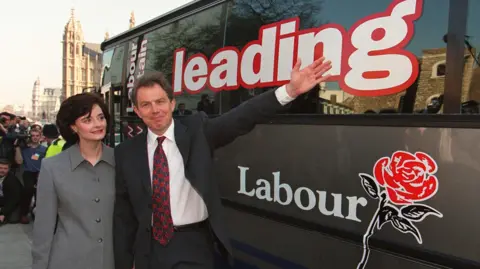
left=0, top=0, right=192, bottom=107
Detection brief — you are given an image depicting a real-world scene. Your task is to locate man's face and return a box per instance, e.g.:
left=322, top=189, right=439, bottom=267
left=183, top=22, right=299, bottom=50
left=133, top=84, right=175, bottom=135
left=30, top=130, right=41, bottom=144
left=178, top=104, right=185, bottom=111
left=0, top=164, right=9, bottom=177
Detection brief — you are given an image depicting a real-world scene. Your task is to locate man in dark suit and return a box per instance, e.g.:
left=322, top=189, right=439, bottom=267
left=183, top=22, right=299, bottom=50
left=173, top=103, right=193, bottom=116
left=0, top=158, right=23, bottom=225
left=113, top=57, right=332, bottom=269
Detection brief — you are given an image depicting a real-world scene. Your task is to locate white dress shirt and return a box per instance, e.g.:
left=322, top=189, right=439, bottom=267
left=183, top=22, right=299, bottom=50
left=147, top=85, right=294, bottom=225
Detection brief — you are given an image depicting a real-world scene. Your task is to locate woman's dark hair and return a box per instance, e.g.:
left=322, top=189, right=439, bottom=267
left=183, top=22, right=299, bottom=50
left=56, top=93, right=110, bottom=144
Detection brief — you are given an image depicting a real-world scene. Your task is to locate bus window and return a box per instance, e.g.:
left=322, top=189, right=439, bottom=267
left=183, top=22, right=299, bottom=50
left=143, top=2, right=228, bottom=116
left=463, top=0, right=480, bottom=114
left=101, top=45, right=125, bottom=88
left=221, top=0, right=452, bottom=115
left=101, top=48, right=113, bottom=86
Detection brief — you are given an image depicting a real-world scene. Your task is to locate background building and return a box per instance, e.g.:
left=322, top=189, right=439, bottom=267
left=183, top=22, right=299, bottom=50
left=62, top=9, right=102, bottom=99
left=32, top=77, right=42, bottom=119
left=31, top=77, right=62, bottom=122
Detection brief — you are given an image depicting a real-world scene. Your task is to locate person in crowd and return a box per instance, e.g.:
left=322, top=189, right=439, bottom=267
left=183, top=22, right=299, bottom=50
left=173, top=103, right=192, bottom=116
left=0, top=158, right=23, bottom=225
left=32, top=93, right=115, bottom=269
left=15, top=128, right=47, bottom=224
left=19, top=116, right=29, bottom=127
left=42, top=124, right=66, bottom=158
left=30, top=124, right=42, bottom=133
left=0, top=112, right=16, bottom=170
left=113, top=57, right=332, bottom=269
left=196, top=94, right=214, bottom=114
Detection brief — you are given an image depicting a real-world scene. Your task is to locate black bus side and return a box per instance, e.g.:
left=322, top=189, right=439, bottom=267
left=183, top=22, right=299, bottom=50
left=100, top=0, right=480, bottom=268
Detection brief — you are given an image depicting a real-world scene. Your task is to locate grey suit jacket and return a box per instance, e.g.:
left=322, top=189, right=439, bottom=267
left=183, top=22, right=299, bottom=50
left=32, top=143, right=115, bottom=269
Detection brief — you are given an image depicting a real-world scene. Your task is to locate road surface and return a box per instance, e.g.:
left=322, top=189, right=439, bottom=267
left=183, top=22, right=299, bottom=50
left=0, top=223, right=32, bottom=269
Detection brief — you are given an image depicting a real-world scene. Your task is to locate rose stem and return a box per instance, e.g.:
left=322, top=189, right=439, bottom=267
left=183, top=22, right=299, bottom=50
left=357, top=192, right=387, bottom=269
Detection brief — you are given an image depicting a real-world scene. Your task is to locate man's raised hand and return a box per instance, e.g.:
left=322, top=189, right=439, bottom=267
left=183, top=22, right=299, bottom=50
left=286, top=57, right=332, bottom=98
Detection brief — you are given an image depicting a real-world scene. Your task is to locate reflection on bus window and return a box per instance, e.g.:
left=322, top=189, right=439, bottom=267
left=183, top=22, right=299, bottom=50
left=144, top=3, right=225, bottom=115
left=101, top=46, right=125, bottom=88
left=173, top=103, right=193, bottom=116
left=131, top=0, right=475, bottom=116
left=463, top=0, right=480, bottom=114
left=101, top=49, right=113, bottom=86
left=222, top=0, right=452, bottom=115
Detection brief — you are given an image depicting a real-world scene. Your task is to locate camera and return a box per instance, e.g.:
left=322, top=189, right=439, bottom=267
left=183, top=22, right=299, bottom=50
left=8, top=124, right=30, bottom=148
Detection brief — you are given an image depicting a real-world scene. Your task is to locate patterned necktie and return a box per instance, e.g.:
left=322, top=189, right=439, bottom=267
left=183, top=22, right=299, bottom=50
left=152, top=136, right=174, bottom=245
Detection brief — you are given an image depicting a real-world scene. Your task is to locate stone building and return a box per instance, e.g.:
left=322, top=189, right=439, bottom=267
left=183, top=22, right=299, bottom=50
left=62, top=9, right=102, bottom=99
left=31, top=77, right=62, bottom=121
left=343, top=47, right=478, bottom=113
left=130, top=11, right=135, bottom=29
left=32, top=77, right=42, bottom=119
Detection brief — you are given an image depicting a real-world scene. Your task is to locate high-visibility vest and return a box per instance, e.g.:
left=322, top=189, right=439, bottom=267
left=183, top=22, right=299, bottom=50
left=45, top=138, right=66, bottom=158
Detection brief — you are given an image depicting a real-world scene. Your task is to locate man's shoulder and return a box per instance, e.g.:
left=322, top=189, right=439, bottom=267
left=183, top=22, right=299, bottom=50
left=115, top=133, right=142, bottom=154
left=6, top=172, right=20, bottom=182
left=179, top=112, right=208, bottom=127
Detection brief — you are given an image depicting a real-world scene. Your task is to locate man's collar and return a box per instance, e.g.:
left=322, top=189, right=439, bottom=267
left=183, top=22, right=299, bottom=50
left=147, top=120, right=175, bottom=145
left=69, top=143, right=114, bottom=171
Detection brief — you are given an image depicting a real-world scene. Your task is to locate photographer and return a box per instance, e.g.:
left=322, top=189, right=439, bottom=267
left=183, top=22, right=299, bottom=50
left=0, top=112, right=18, bottom=171
left=14, top=128, right=46, bottom=224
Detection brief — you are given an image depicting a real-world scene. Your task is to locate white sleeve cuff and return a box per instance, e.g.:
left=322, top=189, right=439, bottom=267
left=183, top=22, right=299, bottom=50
left=274, top=85, right=295, bottom=106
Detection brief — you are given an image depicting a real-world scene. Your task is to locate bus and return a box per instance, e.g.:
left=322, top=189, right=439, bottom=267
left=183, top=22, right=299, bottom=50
left=100, top=0, right=480, bottom=268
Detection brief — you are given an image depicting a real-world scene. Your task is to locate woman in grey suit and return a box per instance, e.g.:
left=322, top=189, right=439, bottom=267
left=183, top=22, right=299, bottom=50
left=32, top=93, right=115, bottom=269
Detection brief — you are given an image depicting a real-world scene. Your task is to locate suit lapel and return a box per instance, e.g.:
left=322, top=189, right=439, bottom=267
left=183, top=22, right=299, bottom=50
left=133, top=132, right=152, bottom=195
left=174, top=119, right=190, bottom=166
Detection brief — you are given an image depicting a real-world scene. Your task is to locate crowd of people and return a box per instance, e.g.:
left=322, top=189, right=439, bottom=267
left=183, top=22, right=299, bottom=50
left=0, top=112, right=68, bottom=225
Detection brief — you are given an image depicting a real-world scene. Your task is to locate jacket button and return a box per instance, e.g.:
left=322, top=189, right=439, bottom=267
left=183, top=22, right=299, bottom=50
left=146, top=227, right=151, bottom=233
left=95, top=218, right=101, bottom=223
left=94, top=198, right=100, bottom=203
left=98, top=238, right=103, bottom=243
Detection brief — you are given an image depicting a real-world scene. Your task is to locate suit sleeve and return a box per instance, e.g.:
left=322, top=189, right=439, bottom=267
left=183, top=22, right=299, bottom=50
left=204, top=86, right=292, bottom=149
left=113, top=147, right=138, bottom=269
left=1, top=174, right=23, bottom=217
left=31, top=161, right=57, bottom=269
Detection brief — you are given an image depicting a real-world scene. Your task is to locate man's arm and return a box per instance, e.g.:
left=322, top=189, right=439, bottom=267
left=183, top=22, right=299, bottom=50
left=1, top=174, right=23, bottom=218
left=32, top=162, right=57, bottom=269
left=113, top=147, right=138, bottom=269
left=14, top=145, right=23, bottom=165
left=204, top=57, right=332, bottom=150
left=204, top=86, right=293, bottom=150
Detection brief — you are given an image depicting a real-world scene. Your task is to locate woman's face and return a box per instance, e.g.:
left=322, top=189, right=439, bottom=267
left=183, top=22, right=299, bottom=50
left=71, top=104, right=107, bottom=143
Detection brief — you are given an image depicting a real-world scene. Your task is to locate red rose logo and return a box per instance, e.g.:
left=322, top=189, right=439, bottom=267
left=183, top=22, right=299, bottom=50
left=356, top=150, right=443, bottom=269
left=373, top=151, right=439, bottom=205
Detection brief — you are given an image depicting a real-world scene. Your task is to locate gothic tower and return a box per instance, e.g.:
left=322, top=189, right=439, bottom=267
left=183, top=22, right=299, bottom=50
left=130, top=11, right=135, bottom=29
left=62, top=8, right=102, bottom=99
left=32, top=77, right=42, bottom=119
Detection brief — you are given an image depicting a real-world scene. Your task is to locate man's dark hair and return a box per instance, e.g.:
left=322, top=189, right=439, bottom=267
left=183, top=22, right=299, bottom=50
left=56, top=93, right=110, bottom=144
left=0, top=158, right=10, bottom=166
left=42, top=124, right=59, bottom=139
left=0, top=112, right=15, bottom=120
left=132, top=71, right=174, bottom=106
